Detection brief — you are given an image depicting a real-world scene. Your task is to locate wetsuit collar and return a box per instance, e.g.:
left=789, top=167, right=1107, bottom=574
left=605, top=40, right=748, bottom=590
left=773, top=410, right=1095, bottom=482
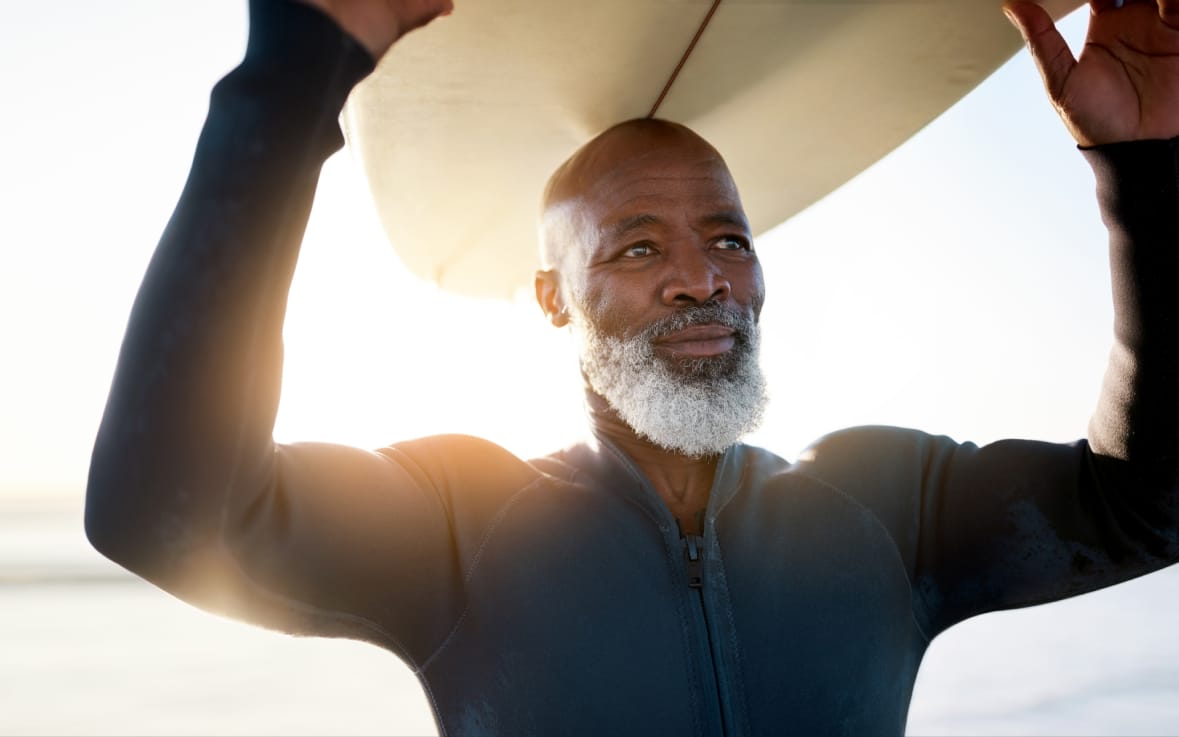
left=576, top=430, right=748, bottom=531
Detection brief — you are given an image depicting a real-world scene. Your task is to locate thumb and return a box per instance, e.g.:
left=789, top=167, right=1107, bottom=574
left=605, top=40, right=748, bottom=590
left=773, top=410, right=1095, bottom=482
left=1003, top=0, right=1076, bottom=103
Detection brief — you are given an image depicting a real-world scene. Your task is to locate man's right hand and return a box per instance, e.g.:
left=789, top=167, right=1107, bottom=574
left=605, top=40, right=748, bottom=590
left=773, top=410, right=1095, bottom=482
left=294, top=0, right=454, bottom=60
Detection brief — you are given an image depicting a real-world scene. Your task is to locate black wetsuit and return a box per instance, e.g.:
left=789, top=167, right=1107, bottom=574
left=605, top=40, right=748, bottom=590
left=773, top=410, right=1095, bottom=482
left=85, top=2, right=1179, bottom=735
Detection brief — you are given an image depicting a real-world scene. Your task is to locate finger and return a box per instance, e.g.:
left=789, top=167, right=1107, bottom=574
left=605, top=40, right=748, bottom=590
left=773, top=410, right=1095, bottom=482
left=389, top=0, right=453, bottom=39
left=1096, top=0, right=1179, bottom=27
left=1089, top=0, right=1125, bottom=12
left=1160, top=0, right=1179, bottom=28
left=1003, top=0, right=1078, bottom=103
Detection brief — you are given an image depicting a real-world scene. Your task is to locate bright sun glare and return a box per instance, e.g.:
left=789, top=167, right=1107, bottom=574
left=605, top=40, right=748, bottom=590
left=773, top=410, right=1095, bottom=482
left=273, top=152, right=588, bottom=459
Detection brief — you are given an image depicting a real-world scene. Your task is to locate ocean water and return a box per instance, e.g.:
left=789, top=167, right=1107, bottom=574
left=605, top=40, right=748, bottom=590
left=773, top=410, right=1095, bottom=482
left=3, top=498, right=1178, bottom=736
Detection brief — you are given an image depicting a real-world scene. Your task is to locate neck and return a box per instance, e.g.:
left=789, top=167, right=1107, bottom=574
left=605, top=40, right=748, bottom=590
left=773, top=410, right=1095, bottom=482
left=585, top=389, right=721, bottom=536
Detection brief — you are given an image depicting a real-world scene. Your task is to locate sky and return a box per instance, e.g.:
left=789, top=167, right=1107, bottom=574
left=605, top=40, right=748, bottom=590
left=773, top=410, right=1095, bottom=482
left=1, top=1, right=1109, bottom=500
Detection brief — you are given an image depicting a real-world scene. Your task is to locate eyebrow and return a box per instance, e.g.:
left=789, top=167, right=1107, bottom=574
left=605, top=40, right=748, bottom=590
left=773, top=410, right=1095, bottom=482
left=607, top=213, right=662, bottom=242
left=700, top=210, right=751, bottom=232
left=605, top=210, right=750, bottom=242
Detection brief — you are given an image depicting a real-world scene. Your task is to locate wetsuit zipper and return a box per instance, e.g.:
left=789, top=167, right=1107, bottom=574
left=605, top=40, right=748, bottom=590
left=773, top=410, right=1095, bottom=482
left=679, top=519, right=728, bottom=736
left=683, top=530, right=704, bottom=589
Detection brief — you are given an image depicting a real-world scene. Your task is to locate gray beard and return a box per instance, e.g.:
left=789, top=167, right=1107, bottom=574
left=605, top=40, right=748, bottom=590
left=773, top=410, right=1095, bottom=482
left=573, top=302, right=769, bottom=458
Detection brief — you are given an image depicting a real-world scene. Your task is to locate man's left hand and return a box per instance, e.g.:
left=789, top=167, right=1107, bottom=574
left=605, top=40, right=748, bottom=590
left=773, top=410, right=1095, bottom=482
left=1005, top=0, right=1179, bottom=146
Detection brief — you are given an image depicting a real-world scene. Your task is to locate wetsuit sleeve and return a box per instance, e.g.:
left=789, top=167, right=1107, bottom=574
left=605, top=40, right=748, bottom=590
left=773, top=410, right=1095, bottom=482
left=799, top=136, right=1179, bottom=640
left=84, top=1, right=473, bottom=666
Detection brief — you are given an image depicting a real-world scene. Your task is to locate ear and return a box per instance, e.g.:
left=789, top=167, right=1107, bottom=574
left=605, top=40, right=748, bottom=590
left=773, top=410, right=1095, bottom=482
left=534, top=269, right=570, bottom=327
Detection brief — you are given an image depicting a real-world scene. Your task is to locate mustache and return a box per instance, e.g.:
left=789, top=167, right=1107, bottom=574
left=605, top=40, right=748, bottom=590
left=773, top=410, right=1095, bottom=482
left=638, top=302, right=756, bottom=343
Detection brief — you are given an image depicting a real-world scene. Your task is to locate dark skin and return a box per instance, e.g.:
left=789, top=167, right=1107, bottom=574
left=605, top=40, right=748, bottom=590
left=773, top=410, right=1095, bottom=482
left=298, top=0, right=1179, bottom=533
left=535, top=123, right=764, bottom=535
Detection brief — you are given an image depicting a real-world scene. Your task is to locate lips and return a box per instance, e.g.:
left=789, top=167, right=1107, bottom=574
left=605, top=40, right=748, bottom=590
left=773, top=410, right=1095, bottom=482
left=654, top=323, right=736, bottom=357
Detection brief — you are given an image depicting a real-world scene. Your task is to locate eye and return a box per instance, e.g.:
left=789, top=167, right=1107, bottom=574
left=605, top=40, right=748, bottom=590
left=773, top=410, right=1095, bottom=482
left=621, top=242, right=655, bottom=258
left=715, top=236, right=752, bottom=252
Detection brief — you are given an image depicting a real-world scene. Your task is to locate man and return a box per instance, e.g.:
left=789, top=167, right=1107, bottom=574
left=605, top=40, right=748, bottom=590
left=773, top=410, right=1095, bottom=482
left=86, top=0, right=1179, bottom=734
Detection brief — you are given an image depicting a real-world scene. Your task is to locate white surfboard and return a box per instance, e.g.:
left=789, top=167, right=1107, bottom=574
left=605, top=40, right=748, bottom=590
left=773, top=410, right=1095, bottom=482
left=344, top=0, right=1084, bottom=299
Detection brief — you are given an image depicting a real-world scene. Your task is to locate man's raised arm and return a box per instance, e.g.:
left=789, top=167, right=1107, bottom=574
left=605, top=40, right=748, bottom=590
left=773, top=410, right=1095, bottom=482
left=1003, top=1, right=1179, bottom=485
left=924, top=0, right=1179, bottom=629
left=795, top=0, right=1179, bottom=638
left=83, top=0, right=480, bottom=662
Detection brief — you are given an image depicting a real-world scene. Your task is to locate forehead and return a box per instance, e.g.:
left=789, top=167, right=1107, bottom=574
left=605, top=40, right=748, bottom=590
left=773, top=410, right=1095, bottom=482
left=574, top=142, right=745, bottom=236
left=539, top=123, right=750, bottom=273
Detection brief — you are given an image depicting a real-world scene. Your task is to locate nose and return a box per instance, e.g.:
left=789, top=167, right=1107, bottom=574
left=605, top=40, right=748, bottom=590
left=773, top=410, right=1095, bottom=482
left=660, top=245, right=731, bottom=306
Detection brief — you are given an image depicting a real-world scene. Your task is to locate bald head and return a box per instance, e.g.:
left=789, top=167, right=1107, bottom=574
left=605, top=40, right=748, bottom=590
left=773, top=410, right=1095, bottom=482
left=542, top=119, right=724, bottom=211
left=538, top=118, right=734, bottom=272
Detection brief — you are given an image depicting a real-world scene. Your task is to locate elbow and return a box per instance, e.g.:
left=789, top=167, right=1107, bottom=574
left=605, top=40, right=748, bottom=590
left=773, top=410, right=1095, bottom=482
left=83, top=463, right=138, bottom=570
left=85, top=405, right=142, bottom=565
left=84, top=406, right=177, bottom=574
left=84, top=435, right=238, bottom=584
left=83, top=473, right=192, bottom=584
left=83, top=434, right=164, bottom=575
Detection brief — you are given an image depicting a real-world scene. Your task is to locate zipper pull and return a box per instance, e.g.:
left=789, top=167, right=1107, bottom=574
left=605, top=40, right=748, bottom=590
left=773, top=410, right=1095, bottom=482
left=684, top=535, right=704, bottom=588
left=677, top=520, right=704, bottom=589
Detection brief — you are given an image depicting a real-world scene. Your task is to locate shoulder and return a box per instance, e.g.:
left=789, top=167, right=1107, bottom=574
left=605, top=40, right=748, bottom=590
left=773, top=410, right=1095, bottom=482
left=378, top=434, right=542, bottom=491
left=791, top=425, right=968, bottom=500
left=797, top=424, right=950, bottom=464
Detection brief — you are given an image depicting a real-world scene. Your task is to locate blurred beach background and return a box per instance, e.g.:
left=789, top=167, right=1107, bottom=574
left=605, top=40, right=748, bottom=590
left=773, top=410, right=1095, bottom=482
left=3, top=2, right=1178, bottom=735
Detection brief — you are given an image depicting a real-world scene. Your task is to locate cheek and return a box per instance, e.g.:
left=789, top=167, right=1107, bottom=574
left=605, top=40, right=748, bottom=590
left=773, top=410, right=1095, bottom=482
left=735, top=261, right=766, bottom=318
left=577, top=280, right=648, bottom=339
